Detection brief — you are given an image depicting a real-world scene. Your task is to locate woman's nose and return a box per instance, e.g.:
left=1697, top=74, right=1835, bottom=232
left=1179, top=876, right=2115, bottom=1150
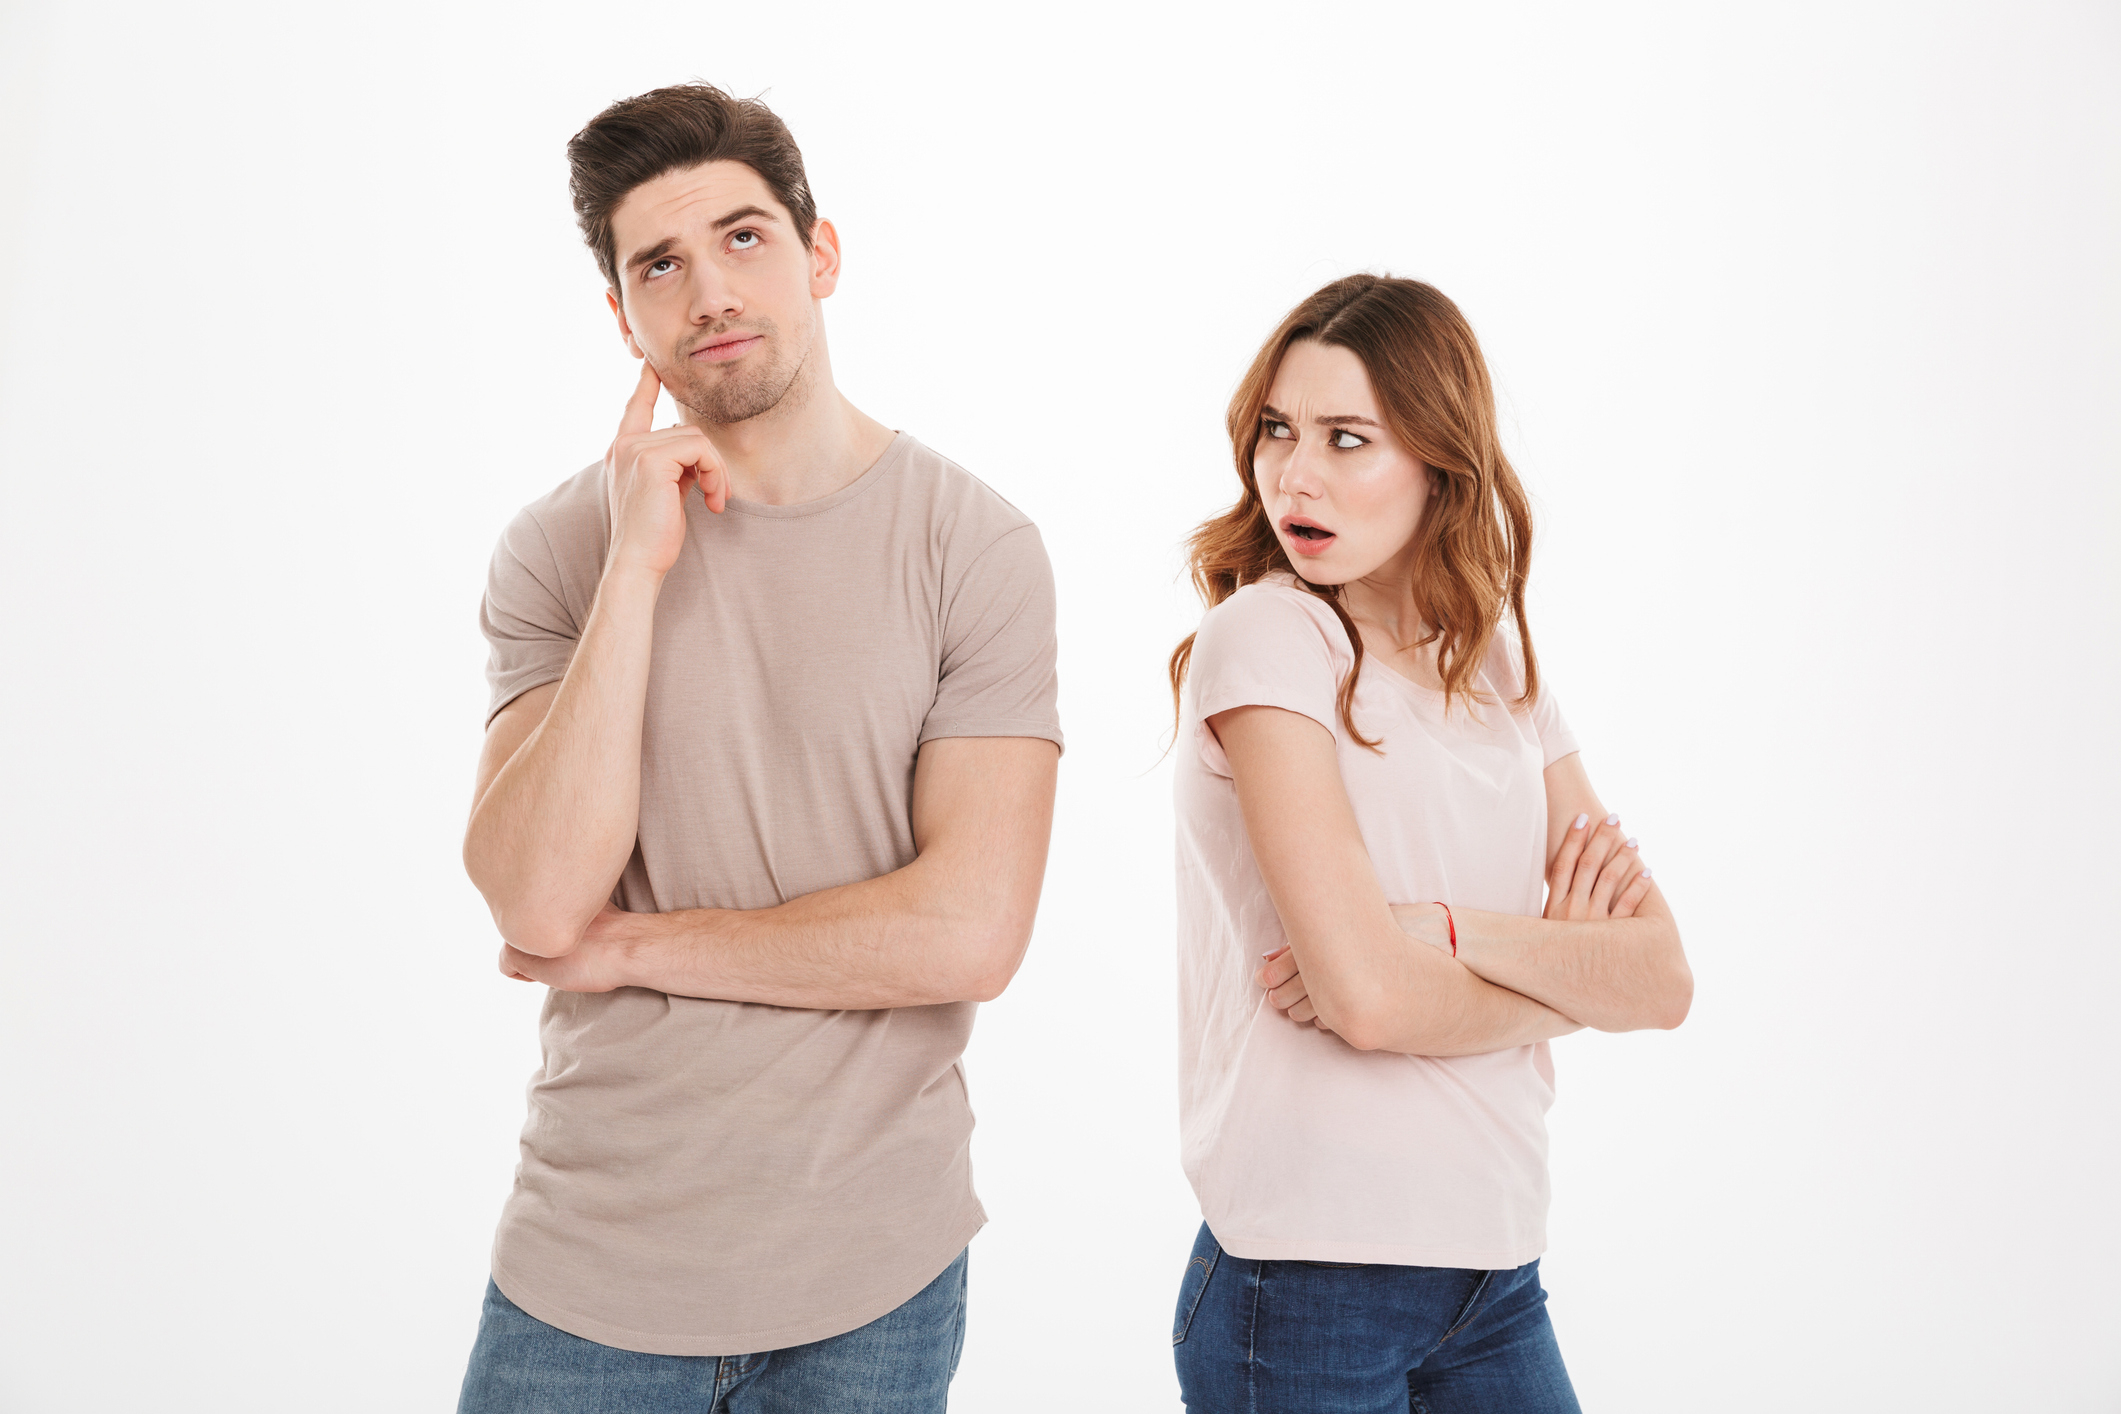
left=1277, top=444, right=1324, bottom=499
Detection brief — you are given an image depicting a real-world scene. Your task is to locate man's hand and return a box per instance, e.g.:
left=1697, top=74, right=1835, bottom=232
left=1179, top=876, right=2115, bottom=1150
left=1544, top=812, right=1652, bottom=920
left=500, top=904, right=640, bottom=993
left=605, top=360, right=730, bottom=578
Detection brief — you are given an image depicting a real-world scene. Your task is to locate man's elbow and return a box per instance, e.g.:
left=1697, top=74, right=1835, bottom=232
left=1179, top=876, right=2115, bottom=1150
left=485, top=897, right=587, bottom=960
left=955, top=911, right=1036, bottom=1003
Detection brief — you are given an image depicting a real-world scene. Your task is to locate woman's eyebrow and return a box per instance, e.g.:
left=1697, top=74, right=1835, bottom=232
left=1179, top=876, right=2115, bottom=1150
left=1259, top=403, right=1381, bottom=429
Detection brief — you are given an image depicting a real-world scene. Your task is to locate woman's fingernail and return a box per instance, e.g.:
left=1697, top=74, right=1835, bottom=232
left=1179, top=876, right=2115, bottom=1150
left=1625, top=837, right=1638, bottom=850
left=1605, top=813, right=1620, bottom=827
left=1572, top=813, right=1589, bottom=830
left=1641, top=869, right=1653, bottom=880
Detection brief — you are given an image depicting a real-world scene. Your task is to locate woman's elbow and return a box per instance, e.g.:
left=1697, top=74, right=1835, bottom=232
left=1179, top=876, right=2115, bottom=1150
left=1315, top=994, right=1392, bottom=1053
left=1655, top=962, right=1694, bottom=1030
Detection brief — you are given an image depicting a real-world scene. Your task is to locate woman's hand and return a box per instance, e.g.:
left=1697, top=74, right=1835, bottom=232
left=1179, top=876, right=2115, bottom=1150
left=1545, top=812, right=1652, bottom=920
left=1255, top=945, right=1333, bottom=1033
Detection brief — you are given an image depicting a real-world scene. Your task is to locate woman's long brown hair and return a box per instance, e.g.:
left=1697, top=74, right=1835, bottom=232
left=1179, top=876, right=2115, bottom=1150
left=1170, top=274, right=1538, bottom=747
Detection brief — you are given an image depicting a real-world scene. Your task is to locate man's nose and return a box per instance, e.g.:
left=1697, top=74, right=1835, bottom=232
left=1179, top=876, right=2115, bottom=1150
left=689, top=269, right=742, bottom=323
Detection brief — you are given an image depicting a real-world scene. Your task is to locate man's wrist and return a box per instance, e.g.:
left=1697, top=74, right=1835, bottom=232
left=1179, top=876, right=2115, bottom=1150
left=599, top=553, right=668, bottom=596
left=603, top=906, right=731, bottom=991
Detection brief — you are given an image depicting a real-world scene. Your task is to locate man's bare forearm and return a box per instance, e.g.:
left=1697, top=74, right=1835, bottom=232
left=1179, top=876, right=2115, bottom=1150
left=502, top=735, right=1059, bottom=1007
left=594, top=853, right=1028, bottom=1009
left=464, top=564, right=661, bottom=956
left=1451, top=893, right=1692, bottom=1032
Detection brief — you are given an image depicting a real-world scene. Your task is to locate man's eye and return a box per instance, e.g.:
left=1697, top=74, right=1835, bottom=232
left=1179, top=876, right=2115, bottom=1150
left=730, top=231, right=759, bottom=250
left=1264, top=420, right=1293, bottom=440
left=1331, top=430, right=1366, bottom=449
left=646, top=259, right=676, bottom=279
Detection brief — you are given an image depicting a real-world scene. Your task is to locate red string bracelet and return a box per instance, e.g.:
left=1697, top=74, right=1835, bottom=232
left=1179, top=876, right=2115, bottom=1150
left=1432, top=901, right=1457, bottom=956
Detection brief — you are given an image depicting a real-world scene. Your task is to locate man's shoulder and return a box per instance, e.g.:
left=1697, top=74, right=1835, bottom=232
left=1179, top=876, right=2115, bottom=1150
left=512, top=461, right=607, bottom=537
left=493, top=461, right=607, bottom=571
left=891, top=436, right=1038, bottom=546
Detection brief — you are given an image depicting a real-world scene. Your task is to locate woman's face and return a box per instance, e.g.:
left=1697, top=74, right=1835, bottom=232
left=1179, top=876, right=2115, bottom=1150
left=1254, top=339, right=1434, bottom=587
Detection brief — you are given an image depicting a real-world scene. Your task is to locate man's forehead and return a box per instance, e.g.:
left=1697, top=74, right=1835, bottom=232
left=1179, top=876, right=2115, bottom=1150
left=612, top=161, right=787, bottom=251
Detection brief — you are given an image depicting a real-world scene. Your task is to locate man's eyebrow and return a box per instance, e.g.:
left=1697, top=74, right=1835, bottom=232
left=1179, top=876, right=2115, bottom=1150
left=709, top=204, right=778, bottom=232
left=1259, top=403, right=1383, bottom=429
left=622, top=207, right=781, bottom=276
left=625, top=237, right=679, bottom=274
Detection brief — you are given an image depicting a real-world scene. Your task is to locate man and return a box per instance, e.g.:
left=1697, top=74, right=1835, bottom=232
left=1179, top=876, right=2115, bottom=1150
left=455, top=83, right=1062, bottom=1411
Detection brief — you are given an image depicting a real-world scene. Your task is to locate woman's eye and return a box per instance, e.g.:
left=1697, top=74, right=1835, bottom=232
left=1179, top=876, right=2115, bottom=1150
left=1264, top=420, right=1293, bottom=440
left=1331, top=430, right=1366, bottom=450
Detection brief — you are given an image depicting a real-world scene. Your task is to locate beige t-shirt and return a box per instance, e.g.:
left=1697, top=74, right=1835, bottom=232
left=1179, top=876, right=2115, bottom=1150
left=477, top=432, right=1062, bottom=1356
left=1175, top=576, right=1576, bottom=1267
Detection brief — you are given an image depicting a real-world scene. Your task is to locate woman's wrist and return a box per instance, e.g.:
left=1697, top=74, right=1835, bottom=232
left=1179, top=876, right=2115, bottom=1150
left=1389, top=902, right=1455, bottom=954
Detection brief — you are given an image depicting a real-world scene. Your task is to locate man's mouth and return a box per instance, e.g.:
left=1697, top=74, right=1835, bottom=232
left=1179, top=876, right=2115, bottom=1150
left=1281, top=517, right=1336, bottom=555
left=691, top=332, right=762, bottom=364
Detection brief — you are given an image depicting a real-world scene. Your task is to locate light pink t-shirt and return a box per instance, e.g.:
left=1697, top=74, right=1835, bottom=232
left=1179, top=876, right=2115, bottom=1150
left=1174, top=575, right=1579, bottom=1268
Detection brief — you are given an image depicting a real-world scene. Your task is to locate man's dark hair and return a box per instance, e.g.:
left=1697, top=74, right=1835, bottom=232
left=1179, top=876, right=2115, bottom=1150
left=567, top=82, right=818, bottom=293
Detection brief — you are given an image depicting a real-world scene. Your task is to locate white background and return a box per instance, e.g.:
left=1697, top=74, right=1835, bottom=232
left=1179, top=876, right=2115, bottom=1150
left=2, top=2, right=2116, bottom=1409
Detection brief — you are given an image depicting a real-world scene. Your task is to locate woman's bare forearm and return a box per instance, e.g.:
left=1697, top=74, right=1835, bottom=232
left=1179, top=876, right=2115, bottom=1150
left=462, top=564, right=661, bottom=956
left=1451, top=890, right=1691, bottom=1031
left=1328, top=928, right=1584, bottom=1055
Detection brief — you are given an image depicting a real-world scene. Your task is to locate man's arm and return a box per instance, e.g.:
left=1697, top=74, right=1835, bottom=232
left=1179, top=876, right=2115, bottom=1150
left=462, top=361, right=728, bottom=957
left=1215, top=704, right=1581, bottom=1056
left=1392, top=752, right=1692, bottom=1032
left=501, top=735, right=1059, bottom=1008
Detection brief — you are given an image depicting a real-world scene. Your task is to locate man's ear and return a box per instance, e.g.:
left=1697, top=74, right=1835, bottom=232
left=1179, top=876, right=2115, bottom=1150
left=607, top=288, right=644, bottom=358
left=808, top=218, right=843, bottom=299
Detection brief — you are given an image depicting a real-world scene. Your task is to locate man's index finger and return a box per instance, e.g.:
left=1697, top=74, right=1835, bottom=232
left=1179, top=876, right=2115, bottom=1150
left=618, top=359, right=662, bottom=438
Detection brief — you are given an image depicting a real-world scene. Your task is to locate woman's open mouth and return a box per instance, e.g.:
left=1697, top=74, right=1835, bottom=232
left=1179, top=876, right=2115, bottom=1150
left=1281, top=518, right=1336, bottom=555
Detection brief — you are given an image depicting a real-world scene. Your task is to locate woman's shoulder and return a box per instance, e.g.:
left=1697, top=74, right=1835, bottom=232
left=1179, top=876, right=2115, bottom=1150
left=1191, top=575, right=1354, bottom=694
left=1478, top=616, right=1560, bottom=719
left=1201, top=574, right=1350, bottom=644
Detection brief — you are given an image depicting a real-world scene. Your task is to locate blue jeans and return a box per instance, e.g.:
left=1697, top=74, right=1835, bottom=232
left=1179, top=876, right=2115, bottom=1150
left=457, top=1248, right=968, bottom=1413
left=1172, top=1224, right=1580, bottom=1413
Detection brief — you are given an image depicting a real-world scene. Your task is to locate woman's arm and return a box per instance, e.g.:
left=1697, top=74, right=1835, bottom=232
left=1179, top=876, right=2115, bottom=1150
left=1398, top=752, right=1692, bottom=1031
left=1213, top=704, right=1583, bottom=1056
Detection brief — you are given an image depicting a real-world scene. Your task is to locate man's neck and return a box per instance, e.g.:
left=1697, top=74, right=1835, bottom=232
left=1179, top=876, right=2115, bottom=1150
left=681, top=357, right=896, bottom=508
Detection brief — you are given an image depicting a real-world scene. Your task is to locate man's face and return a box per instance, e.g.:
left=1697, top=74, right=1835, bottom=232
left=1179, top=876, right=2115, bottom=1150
left=605, top=160, right=837, bottom=425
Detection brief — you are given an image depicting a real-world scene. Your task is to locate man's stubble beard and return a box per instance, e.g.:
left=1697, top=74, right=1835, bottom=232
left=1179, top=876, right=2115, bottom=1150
left=666, top=316, right=814, bottom=427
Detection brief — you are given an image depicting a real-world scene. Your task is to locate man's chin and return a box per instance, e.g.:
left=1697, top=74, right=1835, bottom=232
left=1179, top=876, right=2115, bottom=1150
left=672, top=367, right=800, bottom=427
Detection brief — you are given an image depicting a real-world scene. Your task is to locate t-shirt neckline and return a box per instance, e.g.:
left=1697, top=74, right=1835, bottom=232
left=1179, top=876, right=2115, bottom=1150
left=714, top=431, right=912, bottom=520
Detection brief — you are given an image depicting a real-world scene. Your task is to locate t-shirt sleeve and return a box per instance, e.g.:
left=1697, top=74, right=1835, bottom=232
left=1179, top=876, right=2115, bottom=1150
left=920, top=523, right=1064, bottom=752
left=479, top=508, right=580, bottom=726
left=1188, top=588, right=1344, bottom=778
left=1523, top=663, right=1579, bottom=768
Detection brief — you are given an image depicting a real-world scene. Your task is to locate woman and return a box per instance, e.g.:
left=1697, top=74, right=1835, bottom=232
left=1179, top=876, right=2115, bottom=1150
left=1168, top=274, right=1691, bottom=1412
